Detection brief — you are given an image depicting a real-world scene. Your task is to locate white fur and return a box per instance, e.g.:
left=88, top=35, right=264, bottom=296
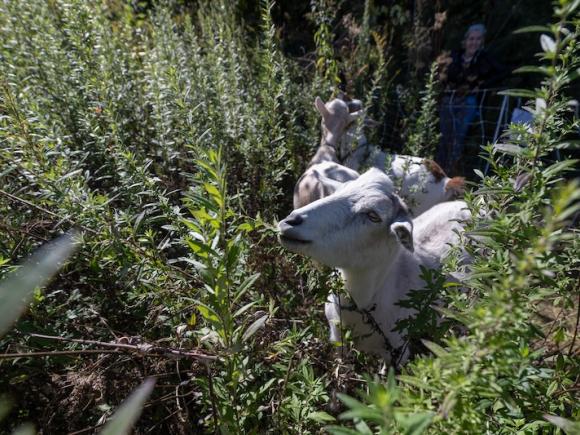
left=293, top=97, right=364, bottom=209
left=347, top=148, right=464, bottom=216
left=279, top=168, right=470, bottom=363
left=293, top=161, right=359, bottom=210
left=295, top=96, right=464, bottom=215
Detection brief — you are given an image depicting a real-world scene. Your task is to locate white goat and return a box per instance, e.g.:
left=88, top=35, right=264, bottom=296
left=387, top=155, right=464, bottom=216
left=293, top=161, right=359, bottom=209
left=294, top=96, right=464, bottom=214
left=279, top=168, right=470, bottom=364
left=344, top=138, right=465, bottom=216
left=293, top=97, right=363, bottom=209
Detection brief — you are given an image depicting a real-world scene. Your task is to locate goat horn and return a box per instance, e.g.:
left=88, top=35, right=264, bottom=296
left=315, top=96, right=330, bottom=120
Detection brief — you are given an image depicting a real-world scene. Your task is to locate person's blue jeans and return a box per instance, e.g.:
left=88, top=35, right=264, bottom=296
left=437, top=94, right=479, bottom=173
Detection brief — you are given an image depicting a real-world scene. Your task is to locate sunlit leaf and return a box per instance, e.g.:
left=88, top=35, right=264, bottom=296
left=421, top=339, right=448, bottom=357
left=540, top=34, right=556, bottom=53
left=513, top=25, right=551, bottom=34
left=11, top=423, right=36, bottom=435
left=0, top=232, right=78, bottom=337
left=513, top=66, right=552, bottom=76
left=493, top=143, right=526, bottom=156
left=498, top=89, right=537, bottom=98
left=307, top=411, right=336, bottom=423
left=100, top=378, right=156, bottom=435
left=242, top=315, right=268, bottom=342
left=544, top=414, right=580, bottom=435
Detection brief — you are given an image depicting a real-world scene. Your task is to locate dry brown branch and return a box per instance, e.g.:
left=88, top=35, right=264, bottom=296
left=0, top=188, right=98, bottom=235
left=205, top=362, right=220, bottom=431
left=568, top=282, right=580, bottom=357
left=0, top=188, right=198, bottom=282
left=0, top=350, right=121, bottom=359
left=28, top=333, right=219, bottom=362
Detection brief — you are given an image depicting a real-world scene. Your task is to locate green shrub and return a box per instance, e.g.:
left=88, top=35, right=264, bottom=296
left=0, top=0, right=577, bottom=433
left=331, top=2, right=580, bottom=432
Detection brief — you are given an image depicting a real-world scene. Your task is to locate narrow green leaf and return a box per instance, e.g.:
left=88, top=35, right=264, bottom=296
left=396, top=375, right=437, bottom=392
left=11, top=423, right=36, bottom=435
left=513, top=66, right=552, bottom=76
left=242, top=315, right=268, bottom=342
left=100, top=378, right=156, bottom=435
left=307, top=411, right=336, bottom=423
left=493, top=144, right=526, bottom=156
left=498, top=89, right=537, bottom=98
left=513, top=25, right=551, bottom=34
left=562, top=0, right=580, bottom=15
left=439, top=391, right=457, bottom=417
left=543, top=159, right=579, bottom=179
left=56, top=169, right=83, bottom=182
left=354, top=420, right=373, bottom=434
left=0, top=232, right=78, bottom=337
left=421, top=339, right=448, bottom=357
left=233, top=301, right=258, bottom=318
left=233, top=273, right=261, bottom=304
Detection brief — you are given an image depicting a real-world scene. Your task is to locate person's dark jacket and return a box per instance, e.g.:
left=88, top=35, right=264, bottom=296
left=445, top=48, right=508, bottom=95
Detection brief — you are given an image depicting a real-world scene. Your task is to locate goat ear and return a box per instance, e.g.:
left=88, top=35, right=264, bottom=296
left=315, top=97, right=329, bottom=120
left=389, top=196, right=414, bottom=251
left=390, top=221, right=413, bottom=252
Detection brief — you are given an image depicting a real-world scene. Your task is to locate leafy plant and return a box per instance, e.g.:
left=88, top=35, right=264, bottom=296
left=332, top=1, right=580, bottom=432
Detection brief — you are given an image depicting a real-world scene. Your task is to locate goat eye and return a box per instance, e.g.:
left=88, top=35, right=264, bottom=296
left=366, top=211, right=382, bottom=223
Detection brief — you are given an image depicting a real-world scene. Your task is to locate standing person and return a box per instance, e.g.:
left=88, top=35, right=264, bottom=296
left=436, top=24, right=506, bottom=174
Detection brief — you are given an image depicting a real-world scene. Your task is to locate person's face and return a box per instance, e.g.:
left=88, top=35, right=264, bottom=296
left=465, top=30, right=484, bottom=56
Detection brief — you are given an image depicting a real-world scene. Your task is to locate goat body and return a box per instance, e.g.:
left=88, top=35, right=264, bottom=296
left=348, top=146, right=465, bottom=216
left=279, top=169, right=469, bottom=363
left=293, top=161, right=359, bottom=209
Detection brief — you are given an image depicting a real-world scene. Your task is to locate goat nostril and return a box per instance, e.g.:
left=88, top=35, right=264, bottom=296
left=286, top=215, right=303, bottom=226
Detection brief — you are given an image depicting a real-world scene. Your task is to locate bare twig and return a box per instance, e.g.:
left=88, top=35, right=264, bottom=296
left=205, top=362, right=220, bottom=433
left=145, top=398, right=197, bottom=433
left=68, top=424, right=105, bottom=435
left=568, top=283, right=580, bottom=357
left=0, top=350, right=120, bottom=359
left=0, top=188, right=198, bottom=281
left=554, top=385, right=580, bottom=398
left=0, top=188, right=98, bottom=235
left=28, top=333, right=219, bottom=362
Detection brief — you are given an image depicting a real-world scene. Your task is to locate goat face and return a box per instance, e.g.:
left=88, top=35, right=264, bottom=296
left=279, top=169, right=413, bottom=269
left=315, top=96, right=362, bottom=148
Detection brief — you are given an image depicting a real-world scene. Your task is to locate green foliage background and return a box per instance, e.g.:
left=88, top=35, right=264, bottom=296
left=0, top=0, right=578, bottom=433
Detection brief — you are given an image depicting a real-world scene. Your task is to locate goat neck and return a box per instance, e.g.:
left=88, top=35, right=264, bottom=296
left=308, top=140, right=339, bottom=167
left=340, top=244, right=421, bottom=310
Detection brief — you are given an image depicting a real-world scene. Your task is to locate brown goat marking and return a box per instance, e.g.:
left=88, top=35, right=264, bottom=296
left=422, top=159, right=447, bottom=182
left=445, top=176, right=466, bottom=196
